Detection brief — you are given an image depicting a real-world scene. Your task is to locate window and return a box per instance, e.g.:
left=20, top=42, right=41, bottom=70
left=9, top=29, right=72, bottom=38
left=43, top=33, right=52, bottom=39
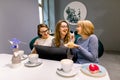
left=38, top=0, right=55, bottom=33
left=38, top=0, right=43, bottom=23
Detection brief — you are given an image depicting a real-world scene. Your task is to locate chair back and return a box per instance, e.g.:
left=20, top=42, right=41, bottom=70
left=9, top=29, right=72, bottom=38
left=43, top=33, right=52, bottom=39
left=29, top=36, right=39, bottom=50
left=98, top=40, right=104, bottom=58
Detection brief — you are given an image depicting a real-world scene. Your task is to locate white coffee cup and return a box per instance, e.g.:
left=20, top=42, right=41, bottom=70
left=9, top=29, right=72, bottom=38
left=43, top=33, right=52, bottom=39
left=28, top=54, right=39, bottom=64
left=18, top=50, right=24, bottom=58
left=60, top=59, right=73, bottom=73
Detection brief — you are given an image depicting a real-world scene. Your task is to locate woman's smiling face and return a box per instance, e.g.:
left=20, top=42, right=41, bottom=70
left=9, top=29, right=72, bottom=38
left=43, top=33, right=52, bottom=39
left=59, top=22, right=68, bottom=36
left=39, top=27, right=49, bottom=39
left=76, top=23, right=82, bottom=35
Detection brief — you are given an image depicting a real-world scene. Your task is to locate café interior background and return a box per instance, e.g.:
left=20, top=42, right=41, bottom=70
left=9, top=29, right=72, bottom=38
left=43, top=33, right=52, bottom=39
left=0, top=0, right=120, bottom=54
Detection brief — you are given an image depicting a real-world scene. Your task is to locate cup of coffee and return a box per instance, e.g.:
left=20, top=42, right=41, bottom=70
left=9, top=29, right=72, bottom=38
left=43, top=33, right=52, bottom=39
left=60, top=59, right=73, bottom=73
left=28, top=54, right=39, bottom=64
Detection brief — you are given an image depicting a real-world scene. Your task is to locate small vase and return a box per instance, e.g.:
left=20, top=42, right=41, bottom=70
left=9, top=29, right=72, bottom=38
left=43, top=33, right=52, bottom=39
left=12, top=54, right=21, bottom=64
left=11, top=52, right=21, bottom=68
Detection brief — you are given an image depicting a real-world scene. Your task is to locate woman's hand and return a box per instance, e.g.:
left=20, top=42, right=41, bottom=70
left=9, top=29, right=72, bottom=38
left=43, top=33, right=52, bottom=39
left=64, top=42, right=79, bottom=48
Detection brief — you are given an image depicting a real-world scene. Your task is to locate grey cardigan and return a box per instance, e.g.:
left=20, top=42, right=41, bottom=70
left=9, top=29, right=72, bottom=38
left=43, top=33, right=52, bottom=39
left=72, top=34, right=99, bottom=64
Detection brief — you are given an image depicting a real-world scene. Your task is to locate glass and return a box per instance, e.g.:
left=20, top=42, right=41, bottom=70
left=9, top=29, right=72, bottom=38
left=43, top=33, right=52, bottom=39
left=40, top=29, right=48, bottom=34
left=67, top=48, right=74, bottom=60
left=60, top=26, right=68, bottom=28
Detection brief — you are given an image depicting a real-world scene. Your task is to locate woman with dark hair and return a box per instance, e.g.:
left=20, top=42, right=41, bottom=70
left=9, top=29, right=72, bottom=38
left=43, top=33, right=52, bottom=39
left=31, top=24, right=54, bottom=53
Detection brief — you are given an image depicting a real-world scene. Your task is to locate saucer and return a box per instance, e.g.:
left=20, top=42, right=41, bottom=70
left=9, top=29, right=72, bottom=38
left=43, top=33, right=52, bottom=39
left=56, top=68, right=78, bottom=77
left=80, top=63, right=106, bottom=77
left=21, top=55, right=28, bottom=61
left=24, top=61, right=42, bottom=67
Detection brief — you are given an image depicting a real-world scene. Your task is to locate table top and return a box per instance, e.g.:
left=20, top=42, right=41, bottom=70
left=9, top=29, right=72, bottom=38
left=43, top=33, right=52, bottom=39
left=0, top=53, right=110, bottom=80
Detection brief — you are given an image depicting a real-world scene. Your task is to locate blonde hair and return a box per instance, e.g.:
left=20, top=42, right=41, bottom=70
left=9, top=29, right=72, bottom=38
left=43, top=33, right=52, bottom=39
left=77, top=20, right=94, bottom=36
left=54, top=20, right=70, bottom=47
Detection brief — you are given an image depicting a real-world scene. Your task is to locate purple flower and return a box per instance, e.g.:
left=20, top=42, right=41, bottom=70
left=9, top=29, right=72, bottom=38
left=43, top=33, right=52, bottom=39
left=9, top=38, right=21, bottom=49
left=11, top=38, right=21, bottom=45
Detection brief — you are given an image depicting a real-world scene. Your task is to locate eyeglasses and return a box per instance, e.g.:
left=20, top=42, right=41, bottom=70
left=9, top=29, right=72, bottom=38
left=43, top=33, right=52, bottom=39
left=60, top=26, right=68, bottom=28
left=40, top=29, right=48, bottom=34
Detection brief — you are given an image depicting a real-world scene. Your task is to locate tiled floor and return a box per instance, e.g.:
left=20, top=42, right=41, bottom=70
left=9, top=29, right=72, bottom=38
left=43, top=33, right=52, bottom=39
left=99, top=51, right=120, bottom=80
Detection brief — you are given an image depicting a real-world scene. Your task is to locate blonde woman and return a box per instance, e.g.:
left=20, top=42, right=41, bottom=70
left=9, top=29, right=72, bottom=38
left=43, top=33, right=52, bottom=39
left=67, top=20, right=99, bottom=64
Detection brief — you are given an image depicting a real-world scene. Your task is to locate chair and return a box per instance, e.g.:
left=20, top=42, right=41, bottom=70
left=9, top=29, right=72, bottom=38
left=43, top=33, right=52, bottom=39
left=74, top=31, right=81, bottom=43
left=29, top=36, right=39, bottom=50
left=98, top=40, right=104, bottom=58
left=34, top=45, right=68, bottom=61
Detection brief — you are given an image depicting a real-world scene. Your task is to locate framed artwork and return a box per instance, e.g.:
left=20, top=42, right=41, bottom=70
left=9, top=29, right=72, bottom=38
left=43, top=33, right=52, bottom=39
left=64, top=1, right=87, bottom=25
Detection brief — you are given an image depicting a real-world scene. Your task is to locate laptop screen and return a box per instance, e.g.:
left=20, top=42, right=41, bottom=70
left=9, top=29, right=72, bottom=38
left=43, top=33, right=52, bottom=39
left=34, top=45, right=68, bottom=61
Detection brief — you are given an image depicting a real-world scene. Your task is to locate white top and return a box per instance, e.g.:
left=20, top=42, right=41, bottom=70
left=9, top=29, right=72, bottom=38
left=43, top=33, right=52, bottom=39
left=34, top=36, right=54, bottom=46
left=0, top=53, right=110, bottom=80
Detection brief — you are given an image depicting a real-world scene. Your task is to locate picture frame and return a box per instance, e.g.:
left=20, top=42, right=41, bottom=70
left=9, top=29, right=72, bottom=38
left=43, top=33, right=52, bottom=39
left=64, top=1, right=87, bottom=25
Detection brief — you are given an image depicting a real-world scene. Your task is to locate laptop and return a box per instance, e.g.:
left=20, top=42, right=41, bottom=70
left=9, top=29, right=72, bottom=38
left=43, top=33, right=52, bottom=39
left=34, top=45, right=68, bottom=61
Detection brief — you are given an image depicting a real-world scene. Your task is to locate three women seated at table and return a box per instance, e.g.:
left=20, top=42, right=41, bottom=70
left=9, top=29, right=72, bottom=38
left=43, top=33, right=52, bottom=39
left=32, top=20, right=99, bottom=64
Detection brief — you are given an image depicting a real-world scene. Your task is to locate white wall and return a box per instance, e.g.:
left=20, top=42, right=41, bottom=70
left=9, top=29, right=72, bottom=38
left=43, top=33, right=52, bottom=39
left=0, top=0, right=39, bottom=54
